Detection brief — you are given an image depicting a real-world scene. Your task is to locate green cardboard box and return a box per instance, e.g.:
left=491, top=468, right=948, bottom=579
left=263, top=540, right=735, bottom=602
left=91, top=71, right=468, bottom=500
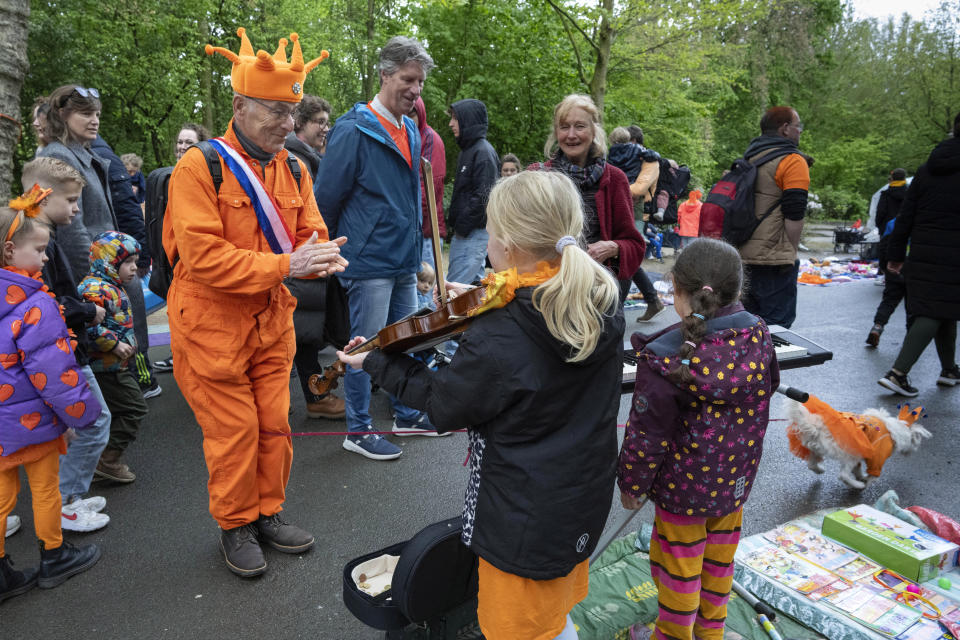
left=822, top=504, right=959, bottom=582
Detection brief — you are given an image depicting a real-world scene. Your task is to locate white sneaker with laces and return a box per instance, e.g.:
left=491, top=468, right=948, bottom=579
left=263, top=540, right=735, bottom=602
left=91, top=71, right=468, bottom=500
left=64, top=496, right=107, bottom=514
left=61, top=504, right=110, bottom=532
left=5, top=515, right=20, bottom=538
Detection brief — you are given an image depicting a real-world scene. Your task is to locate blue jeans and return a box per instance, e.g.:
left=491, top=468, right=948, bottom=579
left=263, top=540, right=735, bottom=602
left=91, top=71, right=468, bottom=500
left=421, top=237, right=442, bottom=272
left=446, top=228, right=488, bottom=285
left=59, top=365, right=111, bottom=502
left=340, top=274, right=423, bottom=432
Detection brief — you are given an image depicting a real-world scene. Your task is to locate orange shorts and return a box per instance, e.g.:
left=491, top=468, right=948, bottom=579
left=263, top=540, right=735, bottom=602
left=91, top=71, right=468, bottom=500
left=477, top=557, right=588, bottom=640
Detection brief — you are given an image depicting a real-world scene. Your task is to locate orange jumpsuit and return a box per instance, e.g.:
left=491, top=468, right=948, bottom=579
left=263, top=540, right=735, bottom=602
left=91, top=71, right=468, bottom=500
left=164, top=122, right=328, bottom=529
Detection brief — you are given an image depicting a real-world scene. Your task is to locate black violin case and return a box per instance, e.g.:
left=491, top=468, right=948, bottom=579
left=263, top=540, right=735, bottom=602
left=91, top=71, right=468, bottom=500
left=342, top=516, right=483, bottom=639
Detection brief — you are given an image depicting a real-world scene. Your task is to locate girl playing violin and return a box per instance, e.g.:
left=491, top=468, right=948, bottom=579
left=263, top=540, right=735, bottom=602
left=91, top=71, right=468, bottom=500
left=338, top=170, right=624, bottom=640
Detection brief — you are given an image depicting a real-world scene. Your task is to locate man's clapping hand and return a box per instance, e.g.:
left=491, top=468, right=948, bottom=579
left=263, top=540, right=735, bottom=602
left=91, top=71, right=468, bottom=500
left=289, top=233, right=349, bottom=278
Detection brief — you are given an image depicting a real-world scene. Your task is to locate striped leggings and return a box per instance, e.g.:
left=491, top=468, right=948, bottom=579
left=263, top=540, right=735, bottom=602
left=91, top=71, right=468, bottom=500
left=648, top=505, right=743, bottom=640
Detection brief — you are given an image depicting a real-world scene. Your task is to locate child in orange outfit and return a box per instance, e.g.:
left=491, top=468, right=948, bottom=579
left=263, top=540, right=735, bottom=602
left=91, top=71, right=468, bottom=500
left=0, top=196, right=102, bottom=603
left=677, top=190, right=703, bottom=249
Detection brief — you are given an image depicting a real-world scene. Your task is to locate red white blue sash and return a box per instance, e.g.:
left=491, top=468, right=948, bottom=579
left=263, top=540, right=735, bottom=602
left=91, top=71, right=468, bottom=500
left=208, top=137, right=295, bottom=254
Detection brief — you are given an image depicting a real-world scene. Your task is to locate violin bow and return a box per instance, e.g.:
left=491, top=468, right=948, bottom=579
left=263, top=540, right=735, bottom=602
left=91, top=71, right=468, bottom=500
left=420, top=157, right=448, bottom=307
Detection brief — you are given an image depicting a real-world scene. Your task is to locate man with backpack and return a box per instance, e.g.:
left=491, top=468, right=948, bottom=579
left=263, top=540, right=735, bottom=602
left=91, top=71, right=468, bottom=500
left=707, top=106, right=811, bottom=328
left=164, top=27, right=346, bottom=578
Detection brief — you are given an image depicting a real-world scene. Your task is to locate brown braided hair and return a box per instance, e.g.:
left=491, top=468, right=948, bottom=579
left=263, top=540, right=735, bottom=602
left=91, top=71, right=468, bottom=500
left=667, top=238, right=744, bottom=383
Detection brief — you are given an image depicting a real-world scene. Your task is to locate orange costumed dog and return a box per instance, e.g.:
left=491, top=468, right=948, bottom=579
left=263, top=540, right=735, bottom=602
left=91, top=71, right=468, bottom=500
left=786, top=398, right=931, bottom=489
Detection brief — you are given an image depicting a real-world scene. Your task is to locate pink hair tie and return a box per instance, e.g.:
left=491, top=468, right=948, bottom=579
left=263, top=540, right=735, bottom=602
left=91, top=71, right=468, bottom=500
left=702, top=285, right=713, bottom=292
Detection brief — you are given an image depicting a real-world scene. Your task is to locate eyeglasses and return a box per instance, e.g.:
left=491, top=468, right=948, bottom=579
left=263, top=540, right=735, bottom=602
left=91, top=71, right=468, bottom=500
left=247, top=96, right=296, bottom=121
left=310, top=116, right=330, bottom=128
left=74, top=87, right=100, bottom=99
left=791, top=121, right=805, bottom=132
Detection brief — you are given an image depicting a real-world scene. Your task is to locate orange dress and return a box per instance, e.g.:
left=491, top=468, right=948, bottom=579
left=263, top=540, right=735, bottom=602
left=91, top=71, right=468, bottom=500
left=163, top=122, right=329, bottom=528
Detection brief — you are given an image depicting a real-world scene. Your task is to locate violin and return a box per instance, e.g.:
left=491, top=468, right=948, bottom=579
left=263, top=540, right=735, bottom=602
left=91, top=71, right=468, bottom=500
left=308, top=157, right=485, bottom=397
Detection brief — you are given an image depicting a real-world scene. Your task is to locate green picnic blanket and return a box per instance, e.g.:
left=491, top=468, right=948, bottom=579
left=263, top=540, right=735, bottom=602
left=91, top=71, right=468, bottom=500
left=571, top=533, right=823, bottom=640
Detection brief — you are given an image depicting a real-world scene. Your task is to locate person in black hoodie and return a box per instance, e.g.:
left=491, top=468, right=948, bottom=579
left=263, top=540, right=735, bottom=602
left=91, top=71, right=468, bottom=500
left=446, top=99, right=499, bottom=285
left=866, top=168, right=909, bottom=347
left=20, top=157, right=112, bottom=532
left=338, top=171, right=623, bottom=639
left=879, top=113, right=960, bottom=396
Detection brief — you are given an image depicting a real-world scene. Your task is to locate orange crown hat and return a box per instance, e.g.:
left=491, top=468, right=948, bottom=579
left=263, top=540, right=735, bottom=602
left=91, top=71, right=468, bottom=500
left=897, top=403, right=926, bottom=426
left=205, top=28, right=329, bottom=103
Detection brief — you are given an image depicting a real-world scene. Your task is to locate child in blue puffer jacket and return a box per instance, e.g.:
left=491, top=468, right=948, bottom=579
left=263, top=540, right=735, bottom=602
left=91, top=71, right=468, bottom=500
left=619, top=238, right=778, bottom=640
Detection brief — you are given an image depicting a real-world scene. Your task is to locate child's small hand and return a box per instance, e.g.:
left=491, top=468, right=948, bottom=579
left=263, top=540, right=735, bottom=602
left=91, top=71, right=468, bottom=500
left=89, top=305, right=106, bottom=326
left=112, top=342, right=135, bottom=359
left=65, top=428, right=76, bottom=443
left=620, top=491, right=646, bottom=510
left=337, top=336, right=369, bottom=369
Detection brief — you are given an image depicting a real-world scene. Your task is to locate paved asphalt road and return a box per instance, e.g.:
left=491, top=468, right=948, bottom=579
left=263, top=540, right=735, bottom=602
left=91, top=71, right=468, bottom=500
left=2, top=274, right=956, bottom=639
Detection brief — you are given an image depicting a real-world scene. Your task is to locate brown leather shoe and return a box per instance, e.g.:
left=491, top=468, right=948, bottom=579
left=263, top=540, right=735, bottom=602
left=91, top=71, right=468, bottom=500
left=306, top=394, right=345, bottom=419
left=638, top=299, right=665, bottom=322
left=94, top=448, right=136, bottom=483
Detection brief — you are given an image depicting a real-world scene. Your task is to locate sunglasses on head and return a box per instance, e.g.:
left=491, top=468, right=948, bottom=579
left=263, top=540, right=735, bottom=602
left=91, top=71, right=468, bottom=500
left=74, top=87, right=100, bottom=99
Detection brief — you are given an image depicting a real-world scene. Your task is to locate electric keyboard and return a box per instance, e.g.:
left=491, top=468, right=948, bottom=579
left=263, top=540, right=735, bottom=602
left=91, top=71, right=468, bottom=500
left=621, top=326, right=832, bottom=393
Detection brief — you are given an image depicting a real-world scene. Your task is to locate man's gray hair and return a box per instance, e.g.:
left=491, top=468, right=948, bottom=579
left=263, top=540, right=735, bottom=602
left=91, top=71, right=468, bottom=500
left=378, top=36, right=434, bottom=77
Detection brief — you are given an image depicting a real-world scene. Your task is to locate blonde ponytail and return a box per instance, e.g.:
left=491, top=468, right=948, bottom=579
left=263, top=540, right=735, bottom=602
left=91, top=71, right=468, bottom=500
left=487, top=171, right=619, bottom=362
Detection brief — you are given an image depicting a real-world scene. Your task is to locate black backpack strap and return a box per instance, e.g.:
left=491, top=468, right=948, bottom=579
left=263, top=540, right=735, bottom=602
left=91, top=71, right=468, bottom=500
left=286, top=154, right=302, bottom=191
left=194, top=140, right=223, bottom=195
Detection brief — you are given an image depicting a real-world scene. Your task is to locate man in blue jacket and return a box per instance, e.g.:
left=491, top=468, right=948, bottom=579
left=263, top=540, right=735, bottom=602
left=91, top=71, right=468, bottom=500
left=315, top=36, right=446, bottom=460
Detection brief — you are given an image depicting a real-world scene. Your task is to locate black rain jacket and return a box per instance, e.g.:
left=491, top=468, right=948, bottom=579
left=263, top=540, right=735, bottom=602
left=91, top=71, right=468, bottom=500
left=447, top=100, right=499, bottom=236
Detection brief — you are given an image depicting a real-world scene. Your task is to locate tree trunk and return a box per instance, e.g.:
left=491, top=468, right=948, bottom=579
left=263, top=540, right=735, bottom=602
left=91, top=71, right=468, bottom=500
left=361, top=0, right=377, bottom=100
left=0, top=0, right=30, bottom=199
left=589, top=0, right=614, bottom=120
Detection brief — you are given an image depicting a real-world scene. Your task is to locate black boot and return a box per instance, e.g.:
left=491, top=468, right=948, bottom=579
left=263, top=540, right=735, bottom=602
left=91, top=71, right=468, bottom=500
left=220, top=524, right=266, bottom=577
left=256, top=513, right=315, bottom=553
left=38, top=540, right=100, bottom=589
left=0, top=554, right=38, bottom=602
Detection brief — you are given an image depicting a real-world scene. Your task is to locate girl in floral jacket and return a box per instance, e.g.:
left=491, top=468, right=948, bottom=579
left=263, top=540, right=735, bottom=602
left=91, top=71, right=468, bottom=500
left=619, top=238, right=778, bottom=640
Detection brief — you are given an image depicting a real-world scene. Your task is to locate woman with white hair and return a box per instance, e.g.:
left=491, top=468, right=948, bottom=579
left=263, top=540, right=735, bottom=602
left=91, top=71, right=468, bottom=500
left=529, top=94, right=646, bottom=303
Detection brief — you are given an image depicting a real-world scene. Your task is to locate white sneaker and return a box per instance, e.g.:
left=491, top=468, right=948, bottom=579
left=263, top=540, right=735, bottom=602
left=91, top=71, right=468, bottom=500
left=64, top=496, right=107, bottom=513
left=61, top=505, right=110, bottom=532
left=4, top=515, right=20, bottom=538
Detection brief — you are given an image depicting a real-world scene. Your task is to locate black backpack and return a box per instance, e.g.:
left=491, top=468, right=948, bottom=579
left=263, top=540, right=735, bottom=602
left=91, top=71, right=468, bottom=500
left=698, top=148, right=793, bottom=246
left=145, top=141, right=302, bottom=298
left=651, top=158, right=692, bottom=223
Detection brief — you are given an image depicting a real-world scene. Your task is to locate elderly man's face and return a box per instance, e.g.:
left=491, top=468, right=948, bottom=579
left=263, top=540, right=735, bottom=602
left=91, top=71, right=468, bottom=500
left=233, top=95, right=296, bottom=154
left=379, top=62, right=426, bottom=120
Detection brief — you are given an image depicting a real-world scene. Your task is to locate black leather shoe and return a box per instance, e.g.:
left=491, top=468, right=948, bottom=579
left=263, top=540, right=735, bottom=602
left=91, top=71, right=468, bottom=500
left=38, top=541, right=100, bottom=588
left=256, top=513, right=315, bottom=553
left=220, top=524, right=266, bottom=577
left=0, top=554, right=38, bottom=602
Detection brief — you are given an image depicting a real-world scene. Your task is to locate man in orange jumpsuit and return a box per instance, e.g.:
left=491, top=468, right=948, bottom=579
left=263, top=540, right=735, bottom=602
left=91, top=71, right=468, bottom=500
left=164, top=28, right=347, bottom=578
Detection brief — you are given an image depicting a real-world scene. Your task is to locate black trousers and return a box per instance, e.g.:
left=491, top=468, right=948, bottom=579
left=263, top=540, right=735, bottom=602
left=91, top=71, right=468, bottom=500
left=619, top=267, right=659, bottom=305
left=742, top=261, right=800, bottom=328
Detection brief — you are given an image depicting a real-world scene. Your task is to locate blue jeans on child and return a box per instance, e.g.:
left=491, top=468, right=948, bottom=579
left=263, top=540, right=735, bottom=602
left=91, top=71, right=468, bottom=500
left=446, top=228, right=488, bottom=285
left=59, top=365, right=111, bottom=503
left=339, top=274, right=424, bottom=432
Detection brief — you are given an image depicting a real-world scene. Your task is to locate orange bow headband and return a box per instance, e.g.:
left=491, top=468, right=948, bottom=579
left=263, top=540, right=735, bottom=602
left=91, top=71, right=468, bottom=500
left=6, top=184, right=52, bottom=241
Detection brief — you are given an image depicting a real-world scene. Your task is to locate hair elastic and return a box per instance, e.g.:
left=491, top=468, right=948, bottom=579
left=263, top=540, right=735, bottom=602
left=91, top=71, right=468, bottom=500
left=684, top=340, right=697, bottom=349
left=691, top=313, right=706, bottom=321
left=680, top=359, right=691, bottom=366
left=555, top=235, right=577, bottom=253
left=702, top=285, right=713, bottom=292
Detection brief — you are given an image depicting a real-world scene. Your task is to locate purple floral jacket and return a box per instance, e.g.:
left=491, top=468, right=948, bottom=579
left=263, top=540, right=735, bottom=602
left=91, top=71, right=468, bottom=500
left=618, top=303, right=779, bottom=517
left=0, top=268, right=100, bottom=457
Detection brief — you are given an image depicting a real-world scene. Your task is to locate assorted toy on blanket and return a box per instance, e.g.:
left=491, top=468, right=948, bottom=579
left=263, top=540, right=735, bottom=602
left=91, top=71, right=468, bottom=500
left=798, top=258, right=879, bottom=285
left=786, top=397, right=931, bottom=490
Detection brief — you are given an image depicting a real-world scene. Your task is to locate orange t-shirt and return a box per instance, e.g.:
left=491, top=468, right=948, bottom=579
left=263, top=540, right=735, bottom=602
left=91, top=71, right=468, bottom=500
left=774, top=154, right=810, bottom=191
left=477, top=557, right=589, bottom=639
left=368, top=103, right=412, bottom=168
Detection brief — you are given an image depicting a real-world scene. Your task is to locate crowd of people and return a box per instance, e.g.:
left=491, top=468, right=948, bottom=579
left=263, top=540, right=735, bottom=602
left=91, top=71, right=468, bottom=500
left=1, top=25, right=958, bottom=640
